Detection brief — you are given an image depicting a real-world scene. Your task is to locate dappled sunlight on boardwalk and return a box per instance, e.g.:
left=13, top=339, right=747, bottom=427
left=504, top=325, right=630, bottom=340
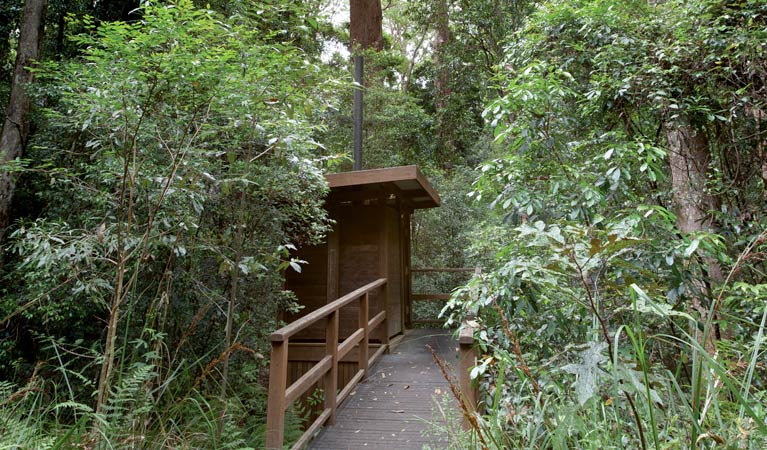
left=308, top=328, right=462, bottom=450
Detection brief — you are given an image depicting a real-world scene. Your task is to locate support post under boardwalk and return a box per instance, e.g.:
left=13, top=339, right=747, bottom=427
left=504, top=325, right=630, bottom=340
left=265, top=339, right=288, bottom=449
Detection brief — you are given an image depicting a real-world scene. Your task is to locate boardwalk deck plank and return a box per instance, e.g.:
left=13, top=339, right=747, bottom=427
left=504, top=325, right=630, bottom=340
left=306, top=328, right=462, bottom=450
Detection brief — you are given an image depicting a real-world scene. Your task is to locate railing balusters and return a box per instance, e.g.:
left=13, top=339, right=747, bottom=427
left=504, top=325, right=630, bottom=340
left=265, top=278, right=387, bottom=450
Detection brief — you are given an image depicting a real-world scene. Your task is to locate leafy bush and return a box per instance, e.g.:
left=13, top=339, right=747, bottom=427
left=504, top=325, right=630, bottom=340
left=1, top=1, right=338, bottom=447
left=444, top=0, right=767, bottom=448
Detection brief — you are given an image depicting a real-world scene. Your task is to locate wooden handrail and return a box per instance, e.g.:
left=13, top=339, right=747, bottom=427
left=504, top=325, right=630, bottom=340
left=411, top=267, right=476, bottom=273
left=409, top=268, right=476, bottom=325
left=265, top=278, right=388, bottom=450
left=409, top=265, right=480, bottom=425
left=271, top=278, right=387, bottom=342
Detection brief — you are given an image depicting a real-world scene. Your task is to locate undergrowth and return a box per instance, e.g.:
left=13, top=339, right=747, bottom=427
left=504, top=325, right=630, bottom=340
left=0, top=359, right=308, bottom=449
left=442, top=225, right=767, bottom=449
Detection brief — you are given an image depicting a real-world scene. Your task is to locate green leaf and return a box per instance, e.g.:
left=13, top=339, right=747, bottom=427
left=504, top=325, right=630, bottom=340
left=562, top=341, right=608, bottom=406
left=683, top=238, right=700, bottom=258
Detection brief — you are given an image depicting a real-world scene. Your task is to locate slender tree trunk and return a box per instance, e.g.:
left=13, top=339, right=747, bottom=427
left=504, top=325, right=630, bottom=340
left=751, top=107, right=767, bottom=197
left=402, top=32, right=427, bottom=93
left=666, top=115, right=716, bottom=235
left=55, top=12, right=65, bottom=58
left=96, top=249, right=127, bottom=414
left=96, top=147, right=136, bottom=415
left=0, top=0, right=46, bottom=238
left=217, top=190, right=246, bottom=438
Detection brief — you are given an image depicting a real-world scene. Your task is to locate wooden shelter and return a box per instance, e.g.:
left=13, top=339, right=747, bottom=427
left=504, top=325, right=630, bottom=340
left=284, top=165, right=440, bottom=342
left=264, top=166, right=485, bottom=450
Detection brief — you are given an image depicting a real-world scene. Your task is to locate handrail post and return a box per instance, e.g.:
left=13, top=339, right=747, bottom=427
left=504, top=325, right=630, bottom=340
left=265, top=339, right=288, bottom=449
left=459, top=269, right=481, bottom=431
left=459, top=323, right=477, bottom=431
left=359, top=292, right=369, bottom=377
left=325, top=309, right=339, bottom=425
left=381, top=283, right=390, bottom=352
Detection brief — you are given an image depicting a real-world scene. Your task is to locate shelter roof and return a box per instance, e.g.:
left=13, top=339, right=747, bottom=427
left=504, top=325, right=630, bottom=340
left=325, top=165, right=440, bottom=209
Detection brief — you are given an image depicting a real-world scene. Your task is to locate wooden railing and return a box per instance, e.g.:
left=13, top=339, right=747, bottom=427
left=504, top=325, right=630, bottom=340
left=409, top=267, right=476, bottom=326
left=265, top=278, right=388, bottom=450
left=410, top=267, right=481, bottom=429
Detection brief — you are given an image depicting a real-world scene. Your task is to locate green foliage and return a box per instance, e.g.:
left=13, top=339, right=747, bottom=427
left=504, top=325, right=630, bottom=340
left=1, top=0, right=338, bottom=446
left=0, top=0, right=22, bottom=101
left=5, top=0, right=333, bottom=349
left=444, top=0, right=767, bottom=448
left=410, top=167, right=488, bottom=323
left=318, top=48, right=437, bottom=171
left=405, top=0, right=534, bottom=165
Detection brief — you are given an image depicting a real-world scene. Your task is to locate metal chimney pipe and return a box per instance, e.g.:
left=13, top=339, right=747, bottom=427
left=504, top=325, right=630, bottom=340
left=353, top=55, right=364, bottom=171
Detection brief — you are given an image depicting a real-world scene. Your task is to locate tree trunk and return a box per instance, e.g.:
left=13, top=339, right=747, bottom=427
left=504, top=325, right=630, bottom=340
left=433, top=0, right=453, bottom=163
left=665, top=114, right=723, bottom=349
left=751, top=107, right=767, bottom=198
left=350, top=0, right=383, bottom=52
left=433, top=0, right=450, bottom=111
left=0, top=0, right=46, bottom=238
left=666, top=115, right=716, bottom=235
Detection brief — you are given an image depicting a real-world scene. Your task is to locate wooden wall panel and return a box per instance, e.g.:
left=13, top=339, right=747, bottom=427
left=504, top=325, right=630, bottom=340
left=285, top=243, right=328, bottom=340
left=337, top=205, right=384, bottom=339
left=285, top=196, right=412, bottom=342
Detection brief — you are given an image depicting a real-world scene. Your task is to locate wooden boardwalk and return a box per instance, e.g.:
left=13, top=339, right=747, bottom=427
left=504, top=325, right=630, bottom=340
left=307, top=328, right=462, bottom=450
